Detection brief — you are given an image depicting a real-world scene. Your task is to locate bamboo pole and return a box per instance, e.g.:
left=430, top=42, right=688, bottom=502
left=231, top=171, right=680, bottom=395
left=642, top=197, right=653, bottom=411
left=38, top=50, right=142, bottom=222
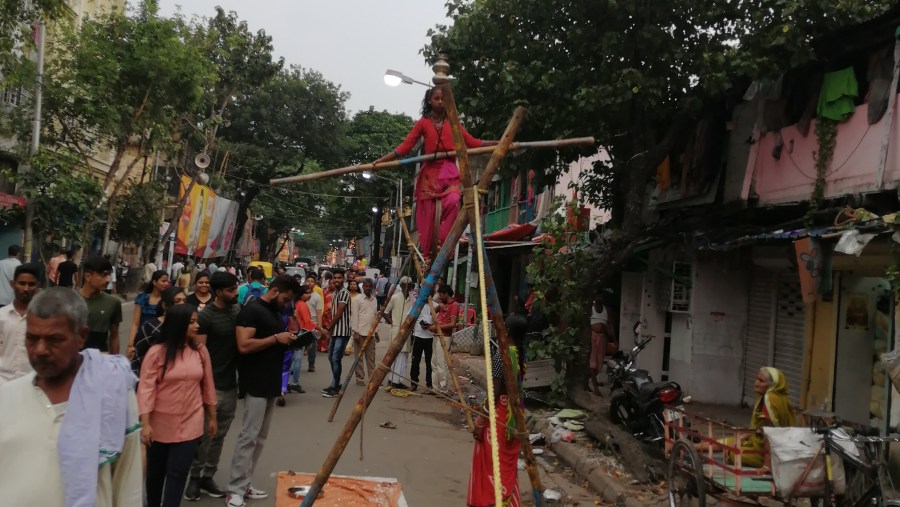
left=399, top=209, right=475, bottom=432
left=470, top=227, right=545, bottom=507
left=300, top=208, right=469, bottom=507
left=300, top=106, right=526, bottom=506
left=452, top=104, right=545, bottom=506
left=327, top=253, right=413, bottom=422
left=268, top=137, right=595, bottom=186
left=440, top=82, right=472, bottom=185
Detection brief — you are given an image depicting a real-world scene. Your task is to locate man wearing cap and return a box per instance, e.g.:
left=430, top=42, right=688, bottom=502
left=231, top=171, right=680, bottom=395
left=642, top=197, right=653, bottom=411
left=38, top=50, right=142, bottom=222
left=383, top=277, right=413, bottom=389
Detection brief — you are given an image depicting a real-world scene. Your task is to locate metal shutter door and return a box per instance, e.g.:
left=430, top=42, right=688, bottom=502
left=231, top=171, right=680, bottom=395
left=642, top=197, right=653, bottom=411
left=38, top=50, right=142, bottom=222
left=773, top=274, right=806, bottom=408
left=743, top=270, right=775, bottom=405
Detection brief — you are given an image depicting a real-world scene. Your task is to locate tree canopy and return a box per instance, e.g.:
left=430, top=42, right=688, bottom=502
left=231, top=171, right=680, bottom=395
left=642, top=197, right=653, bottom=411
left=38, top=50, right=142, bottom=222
left=426, top=0, right=894, bottom=235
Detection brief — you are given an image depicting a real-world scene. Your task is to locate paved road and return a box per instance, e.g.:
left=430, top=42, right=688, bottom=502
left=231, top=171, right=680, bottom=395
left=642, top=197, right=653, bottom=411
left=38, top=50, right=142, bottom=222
left=118, top=300, right=594, bottom=506
left=120, top=301, right=477, bottom=506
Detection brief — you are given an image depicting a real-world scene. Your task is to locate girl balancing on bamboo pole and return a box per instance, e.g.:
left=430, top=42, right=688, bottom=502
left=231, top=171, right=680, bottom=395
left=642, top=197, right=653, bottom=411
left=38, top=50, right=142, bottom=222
left=372, top=87, right=497, bottom=260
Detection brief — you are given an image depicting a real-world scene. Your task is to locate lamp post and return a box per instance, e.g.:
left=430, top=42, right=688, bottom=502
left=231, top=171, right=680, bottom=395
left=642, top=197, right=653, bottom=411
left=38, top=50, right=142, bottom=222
left=361, top=171, right=403, bottom=280
left=383, top=69, right=431, bottom=88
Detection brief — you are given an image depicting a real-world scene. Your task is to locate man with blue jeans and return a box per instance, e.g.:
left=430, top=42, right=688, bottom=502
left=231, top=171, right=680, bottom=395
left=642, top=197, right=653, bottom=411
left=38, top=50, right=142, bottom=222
left=322, top=269, right=350, bottom=398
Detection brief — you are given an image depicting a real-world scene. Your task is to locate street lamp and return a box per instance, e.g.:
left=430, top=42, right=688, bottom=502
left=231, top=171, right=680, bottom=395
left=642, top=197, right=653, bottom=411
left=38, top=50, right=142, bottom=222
left=383, top=69, right=431, bottom=88
left=362, top=171, right=373, bottom=179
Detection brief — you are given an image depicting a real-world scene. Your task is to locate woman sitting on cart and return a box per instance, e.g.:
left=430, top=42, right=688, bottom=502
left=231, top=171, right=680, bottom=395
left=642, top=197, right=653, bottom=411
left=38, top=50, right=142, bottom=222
left=697, top=367, right=795, bottom=467
left=729, top=367, right=797, bottom=467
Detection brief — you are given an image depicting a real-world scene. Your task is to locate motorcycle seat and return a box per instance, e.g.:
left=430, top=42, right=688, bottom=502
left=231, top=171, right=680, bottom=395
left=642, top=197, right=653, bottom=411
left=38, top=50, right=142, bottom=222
left=638, top=382, right=672, bottom=397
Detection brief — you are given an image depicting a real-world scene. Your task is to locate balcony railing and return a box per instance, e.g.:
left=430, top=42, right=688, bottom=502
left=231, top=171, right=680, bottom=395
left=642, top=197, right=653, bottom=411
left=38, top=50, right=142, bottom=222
left=485, top=206, right=511, bottom=234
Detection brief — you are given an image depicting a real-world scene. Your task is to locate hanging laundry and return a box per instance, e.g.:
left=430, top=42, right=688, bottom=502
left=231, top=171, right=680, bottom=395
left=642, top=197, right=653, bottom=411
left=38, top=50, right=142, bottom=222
left=817, top=67, right=859, bottom=121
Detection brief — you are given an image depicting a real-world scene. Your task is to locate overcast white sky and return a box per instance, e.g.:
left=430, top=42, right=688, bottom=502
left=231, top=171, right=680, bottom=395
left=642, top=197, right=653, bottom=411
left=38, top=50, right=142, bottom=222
left=157, top=1, right=448, bottom=119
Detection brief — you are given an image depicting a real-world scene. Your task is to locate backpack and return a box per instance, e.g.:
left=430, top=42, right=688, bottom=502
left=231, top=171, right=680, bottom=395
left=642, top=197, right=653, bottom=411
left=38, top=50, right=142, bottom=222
left=242, top=283, right=265, bottom=307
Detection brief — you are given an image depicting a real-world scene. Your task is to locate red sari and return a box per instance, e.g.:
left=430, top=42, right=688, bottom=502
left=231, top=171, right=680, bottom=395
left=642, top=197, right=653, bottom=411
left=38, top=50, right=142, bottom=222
left=467, top=395, right=521, bottom=507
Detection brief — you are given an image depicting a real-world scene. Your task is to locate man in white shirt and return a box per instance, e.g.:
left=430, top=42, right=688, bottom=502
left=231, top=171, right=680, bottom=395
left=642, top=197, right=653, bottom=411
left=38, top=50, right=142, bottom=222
left=350, top=278, right=379, bottom=386
left=304, top=275, right=325, bottom=373
left=170, top=256, right=184, bottom=280
left=375, top=274, right=390, bottom=309
left=384, top=277, right=412, bottom=389
left=0, top=263, right=40, bottom=385
left=409, top=298, right=435, bottom=391
left=143, top=249, right=158, bottom=284
left=0, top=287, right=142, bottom=506
left=0, top=245, right=22, bottom=306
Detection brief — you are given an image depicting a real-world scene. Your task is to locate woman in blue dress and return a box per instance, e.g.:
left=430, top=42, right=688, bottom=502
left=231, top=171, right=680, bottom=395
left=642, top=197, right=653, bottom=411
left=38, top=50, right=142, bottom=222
left=126, top=269, right=170, bottom=360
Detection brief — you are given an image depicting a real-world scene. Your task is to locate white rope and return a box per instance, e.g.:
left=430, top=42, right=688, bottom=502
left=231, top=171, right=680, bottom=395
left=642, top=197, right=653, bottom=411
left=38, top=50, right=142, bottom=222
left=472, top=189, right=504, bottom=507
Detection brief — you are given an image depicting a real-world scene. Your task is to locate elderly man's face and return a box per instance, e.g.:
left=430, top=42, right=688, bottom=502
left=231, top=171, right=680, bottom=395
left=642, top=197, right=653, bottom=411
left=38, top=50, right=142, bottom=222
left=25, top=314, right=85, bottom=381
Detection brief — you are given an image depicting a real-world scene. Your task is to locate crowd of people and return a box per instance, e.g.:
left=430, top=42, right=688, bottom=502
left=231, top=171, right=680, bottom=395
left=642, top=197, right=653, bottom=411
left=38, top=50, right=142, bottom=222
left=0, top=242, right=483, bottom=507
left=0, top=86, right=549, bottom=507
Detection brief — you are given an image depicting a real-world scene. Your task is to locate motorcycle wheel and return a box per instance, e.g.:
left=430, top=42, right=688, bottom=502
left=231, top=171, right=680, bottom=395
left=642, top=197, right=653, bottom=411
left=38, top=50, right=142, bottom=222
left=609, top=391, right=633, bottom=426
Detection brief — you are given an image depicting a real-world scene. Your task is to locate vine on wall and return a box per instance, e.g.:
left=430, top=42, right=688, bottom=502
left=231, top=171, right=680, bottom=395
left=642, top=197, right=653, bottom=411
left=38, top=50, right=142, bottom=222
left=526, top=199, right=592, bottom=403
left=805, top=117, right=838, bottom=227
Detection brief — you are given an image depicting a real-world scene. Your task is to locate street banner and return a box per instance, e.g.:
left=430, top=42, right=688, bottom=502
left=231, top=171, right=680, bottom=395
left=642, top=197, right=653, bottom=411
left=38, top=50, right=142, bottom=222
left=204, top=196, right=229, bottom=258
left=194, top=191, right=217, bottom=258
left=216, top=200, right=240, bottom=258
left=175, top=176, right=203, bottom=255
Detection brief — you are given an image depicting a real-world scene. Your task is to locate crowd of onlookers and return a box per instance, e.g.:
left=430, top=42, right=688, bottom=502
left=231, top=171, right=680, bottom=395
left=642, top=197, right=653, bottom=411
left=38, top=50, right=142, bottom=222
left=0, top=239, right=476, bottom=507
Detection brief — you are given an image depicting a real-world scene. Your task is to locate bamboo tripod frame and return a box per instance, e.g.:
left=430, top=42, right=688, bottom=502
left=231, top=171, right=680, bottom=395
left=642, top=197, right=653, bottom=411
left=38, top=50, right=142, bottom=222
left=398, top=207, right=476, bottom=432
left=274, top=69, right=593, bottom=505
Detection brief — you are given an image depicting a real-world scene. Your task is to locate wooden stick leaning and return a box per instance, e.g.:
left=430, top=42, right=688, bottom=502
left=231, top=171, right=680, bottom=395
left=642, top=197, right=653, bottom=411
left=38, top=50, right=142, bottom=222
left=446, top=95, right=545, bottom=504
left=298, top=106, right=527, bottom=507
left=327, top=253, right=414, bottom=423
left=268, top=137, right=595, bottom=186
left=398, top=208, right=475, bottom=432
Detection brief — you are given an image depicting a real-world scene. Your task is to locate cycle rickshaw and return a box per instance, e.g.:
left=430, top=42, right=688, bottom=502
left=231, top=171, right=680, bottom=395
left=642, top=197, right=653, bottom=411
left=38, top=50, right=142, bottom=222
left=664, top=407, right=900, bottom=506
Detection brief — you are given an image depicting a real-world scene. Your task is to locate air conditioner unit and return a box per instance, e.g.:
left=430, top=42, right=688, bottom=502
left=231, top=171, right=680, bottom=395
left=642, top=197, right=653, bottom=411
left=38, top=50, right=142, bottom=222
left=669, top=262, right=693, bottom=313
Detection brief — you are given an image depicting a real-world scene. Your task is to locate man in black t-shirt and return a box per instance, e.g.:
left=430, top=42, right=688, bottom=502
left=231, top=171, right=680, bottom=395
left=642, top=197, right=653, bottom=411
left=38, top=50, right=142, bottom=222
left=186, top=272, right=240, bottom=501
left=225, top=274, right=299, bottom=506
left=56, top=250, right=78, bottom=288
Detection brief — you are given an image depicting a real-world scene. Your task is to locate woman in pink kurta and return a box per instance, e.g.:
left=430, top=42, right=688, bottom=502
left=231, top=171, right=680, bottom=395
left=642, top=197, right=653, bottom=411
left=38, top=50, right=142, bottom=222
left=373, top=87, right=497, bottom=258
left=138, top=304, right=216, bottom=507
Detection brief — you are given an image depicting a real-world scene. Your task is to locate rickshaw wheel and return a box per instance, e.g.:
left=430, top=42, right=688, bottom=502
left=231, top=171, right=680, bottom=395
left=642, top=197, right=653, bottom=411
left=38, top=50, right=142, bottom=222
left=668, top=439, right=706, bottom=507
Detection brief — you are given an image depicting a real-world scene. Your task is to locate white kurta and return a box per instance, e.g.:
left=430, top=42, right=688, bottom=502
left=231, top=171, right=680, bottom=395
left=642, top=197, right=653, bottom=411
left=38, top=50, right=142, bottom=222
left=0, top=374, right=143, bottom=506
left=0, top=304, right=30, bottom=384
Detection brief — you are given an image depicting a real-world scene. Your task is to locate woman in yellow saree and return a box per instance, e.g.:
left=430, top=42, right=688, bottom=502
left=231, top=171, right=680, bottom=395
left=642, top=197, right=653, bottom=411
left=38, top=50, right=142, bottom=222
left=738, top=366, right=796, bottom=467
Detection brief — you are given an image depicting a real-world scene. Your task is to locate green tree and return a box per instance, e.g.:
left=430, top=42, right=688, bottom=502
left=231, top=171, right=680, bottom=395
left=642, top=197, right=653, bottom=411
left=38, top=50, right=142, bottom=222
left=112, top=181, right=167, bottom=252
left=217, top=66, right=350, bottom=256
left=39, top=1, right=213, bottom=254
left=325, top=107, right=415, bottom=251
left=155, top=6, right=284, bottom=258
left=427, top=0, right=893, bottom=280
left=0, top=0, right=67, bottom=73
left=16, top=150, right=104, bottom=266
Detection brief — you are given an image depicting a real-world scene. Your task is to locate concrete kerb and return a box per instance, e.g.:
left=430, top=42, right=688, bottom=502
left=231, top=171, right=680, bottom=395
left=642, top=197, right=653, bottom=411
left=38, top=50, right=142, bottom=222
left=457, top=353, right=656, bottom=507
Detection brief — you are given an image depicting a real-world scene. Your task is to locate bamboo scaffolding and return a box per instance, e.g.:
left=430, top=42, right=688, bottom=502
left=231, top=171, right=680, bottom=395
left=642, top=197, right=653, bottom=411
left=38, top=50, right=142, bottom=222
left=300, top=60, right=570, bottom=504
left=268, top=137, right=595, bottom=186
left=299, top=105, right=530, bottom=507
left=453, top=103, right=546, bottom=507
left=326, top=253, right=414, bottom=423
left=398, top=208, right=475, bottom=432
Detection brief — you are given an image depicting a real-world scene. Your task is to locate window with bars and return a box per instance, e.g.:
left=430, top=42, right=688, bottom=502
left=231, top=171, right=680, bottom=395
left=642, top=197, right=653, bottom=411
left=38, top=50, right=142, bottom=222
left=669, top=262, right=693, bottom=313
left=1, top=85, right=22, bottom=107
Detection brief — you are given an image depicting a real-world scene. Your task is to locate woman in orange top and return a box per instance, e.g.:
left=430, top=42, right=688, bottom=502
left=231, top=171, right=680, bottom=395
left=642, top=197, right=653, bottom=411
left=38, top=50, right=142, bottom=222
left=373, top=87, right=497, bottom=258
left=138, top=304, right=216, bottom=507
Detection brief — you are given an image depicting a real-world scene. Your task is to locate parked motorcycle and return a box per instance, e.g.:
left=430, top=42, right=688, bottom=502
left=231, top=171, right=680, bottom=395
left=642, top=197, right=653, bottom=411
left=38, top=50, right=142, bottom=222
left=607, top=333, right=684, bottom=442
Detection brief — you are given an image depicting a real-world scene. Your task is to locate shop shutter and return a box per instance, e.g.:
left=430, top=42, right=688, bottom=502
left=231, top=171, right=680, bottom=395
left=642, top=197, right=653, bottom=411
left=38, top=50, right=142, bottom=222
left=743, top=270, right=775, bottom=405
left=772, top=274, right=806, bottom=408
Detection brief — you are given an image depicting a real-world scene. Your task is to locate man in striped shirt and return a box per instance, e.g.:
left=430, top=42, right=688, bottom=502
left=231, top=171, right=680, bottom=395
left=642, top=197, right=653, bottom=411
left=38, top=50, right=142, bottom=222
left=322, top=269, right=351, bottom=398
